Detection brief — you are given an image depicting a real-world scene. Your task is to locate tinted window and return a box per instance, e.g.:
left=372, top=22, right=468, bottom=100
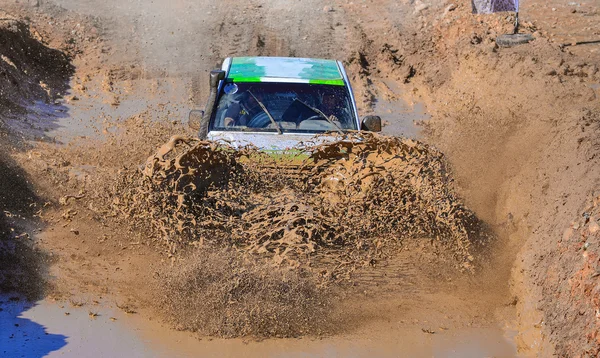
left=210, top=82, right=357, bottom=133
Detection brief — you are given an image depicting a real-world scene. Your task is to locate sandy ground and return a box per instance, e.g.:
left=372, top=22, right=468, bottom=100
left=1, top=0, right=600, bottom=356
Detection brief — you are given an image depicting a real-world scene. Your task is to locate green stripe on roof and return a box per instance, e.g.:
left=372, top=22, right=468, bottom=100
left=227, top=76, right=263, bottom=83
left=228, top=57, right=344, bottom=84
left=309, top=79, right=345, bottom=86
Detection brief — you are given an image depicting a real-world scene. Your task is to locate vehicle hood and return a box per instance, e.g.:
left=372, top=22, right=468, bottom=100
left=207, top=131, right=337, bottom=151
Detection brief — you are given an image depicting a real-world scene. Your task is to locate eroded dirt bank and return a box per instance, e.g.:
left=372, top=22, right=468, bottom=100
left=1, top=0, right=599, bottom=356
left=358, top=1, right=600, bottom=355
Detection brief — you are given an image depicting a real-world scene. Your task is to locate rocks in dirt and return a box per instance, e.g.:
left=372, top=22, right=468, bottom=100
left=471, top=33, right=483, bottom=45
left=589, top=219, right=599, bottom=234
left=323, top=6, right=333, bottom=13
left=414, top=0, right=429, bottom=13
left=584, top=65, right=599, bottom=78
left=486, top=41, right=499, bottom=53
left=495, top=34, right=534, bottom=48
left=586, top=88, right=597, bottom=102
left=542, top=195, right=600, bottom=356
left=443, top=4, right=457, bottom=17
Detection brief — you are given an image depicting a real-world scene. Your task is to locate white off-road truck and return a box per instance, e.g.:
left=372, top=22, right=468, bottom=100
left=190, top=56, right=381, bottom=150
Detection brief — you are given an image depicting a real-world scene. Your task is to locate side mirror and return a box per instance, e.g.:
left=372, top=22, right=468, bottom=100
left=210, top=69, right=226, bottom=87
left=361, top=115, right=382, bottom=132
left=189, top=110, right=204, bottom=131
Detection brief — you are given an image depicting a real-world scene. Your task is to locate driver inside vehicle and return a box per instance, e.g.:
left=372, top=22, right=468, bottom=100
left=212, top=82, right=357, bottom=132
left=319, top=92, right=342, bottom=120
left=222, top=92, right=252, bottom=127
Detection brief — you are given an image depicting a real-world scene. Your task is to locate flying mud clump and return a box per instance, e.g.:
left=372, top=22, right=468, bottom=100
left=108, top=132, right=491, bottom=278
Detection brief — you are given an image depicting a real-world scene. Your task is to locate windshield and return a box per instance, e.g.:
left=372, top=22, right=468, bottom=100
left=210, top=82, right=357, bottom=133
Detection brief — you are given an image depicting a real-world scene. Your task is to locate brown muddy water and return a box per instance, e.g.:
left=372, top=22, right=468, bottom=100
left=12, top=73, right=427, bottom=144
left=1, top=295, right=518, bottom=357
left=376, top=79, right=430, bottom=139
left=10, top=75, right=191, bottom=143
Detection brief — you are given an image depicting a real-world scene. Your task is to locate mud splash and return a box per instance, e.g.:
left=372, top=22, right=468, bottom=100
left=53, top=131, right=487, bottom=337
left=103, top=132, right=491, bottom=277
left=158, top=248, right=330, bottom=338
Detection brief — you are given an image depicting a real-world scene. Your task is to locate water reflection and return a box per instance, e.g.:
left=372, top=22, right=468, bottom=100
left=0, top=296, right=68, bottom=358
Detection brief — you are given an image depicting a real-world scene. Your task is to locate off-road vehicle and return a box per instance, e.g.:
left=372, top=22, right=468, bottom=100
left=190, top=56, right=381, bottom=150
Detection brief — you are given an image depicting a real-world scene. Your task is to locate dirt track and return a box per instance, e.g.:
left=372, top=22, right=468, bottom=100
left=1, top=0, right=600, bottom=356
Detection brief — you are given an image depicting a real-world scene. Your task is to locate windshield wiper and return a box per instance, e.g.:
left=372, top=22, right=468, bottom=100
left=293, top=98, right=344, bottom=134
left=247, top=89, right=282, bottom=134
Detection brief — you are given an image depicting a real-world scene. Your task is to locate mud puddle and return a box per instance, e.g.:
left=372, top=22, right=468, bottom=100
left=19, top=75, right=191, bottom=143
left=374, top=79, right=430, bottom=138
left=3, top=100, right=70, bottom=141
left=1, top=295, right=151, bottom=357
left=16, top=115, right=499, bottom=339
left=0, top=295, right=518, bottom=357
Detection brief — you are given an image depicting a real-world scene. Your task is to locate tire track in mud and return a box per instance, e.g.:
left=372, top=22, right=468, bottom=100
left=210, top=3, right=260, bottom=60
left=257, top=0, right=344, bottom=59
left=328, top=1, right=427, bottom=113
left=42, top=0, right=411, bottom=112
left=204, top=0, right=390, bottom=112
left=193, top=1, right=271, bottom=104
left=208, top=0, right=348, bottom=60
left=182, top=0, right=410, bottom=113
